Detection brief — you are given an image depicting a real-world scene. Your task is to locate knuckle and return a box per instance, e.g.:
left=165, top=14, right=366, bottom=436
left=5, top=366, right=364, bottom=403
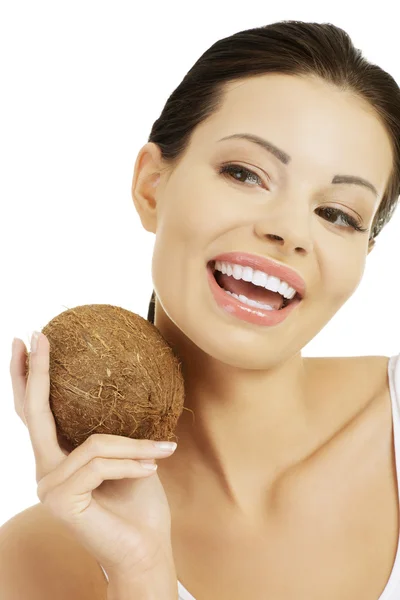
left=85, top=434, right=102, bottom=452
left=35, top=356, right=50, bottom=373
left=22, top=398, right=35, bottom=419
left=134, top=438, right=152, bottom=453
left=89, top=456, right=104, bottom=471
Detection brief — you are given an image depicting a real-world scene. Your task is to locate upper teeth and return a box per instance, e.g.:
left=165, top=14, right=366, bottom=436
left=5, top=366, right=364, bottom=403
left=214, top=261, right=297, bottom=300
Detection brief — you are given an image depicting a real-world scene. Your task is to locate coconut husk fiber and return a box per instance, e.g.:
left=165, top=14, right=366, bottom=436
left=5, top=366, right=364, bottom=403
left=25, top=304, right=185, bottom=451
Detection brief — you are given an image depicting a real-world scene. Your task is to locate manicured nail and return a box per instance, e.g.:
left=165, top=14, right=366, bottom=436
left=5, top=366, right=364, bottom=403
left=153, top=441, right=177, bottom=452
left=31, top=332, right=40, bottom=354
left=140, top=461, right=158, bottom=470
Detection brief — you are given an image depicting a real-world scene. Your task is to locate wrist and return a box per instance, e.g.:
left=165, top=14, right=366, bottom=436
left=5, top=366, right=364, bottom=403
left=107, top=559, right=178, bottom=600
left=107, top=576, right=178, bottom=600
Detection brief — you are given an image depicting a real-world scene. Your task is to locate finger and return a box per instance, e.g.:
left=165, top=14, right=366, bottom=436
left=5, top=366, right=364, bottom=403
left=38, top=435, right=172, bottom=494
left=10, top=338, right=29, bottom=425
left=24, top=333, right=66, bottom=481
left=38, top=457, right=157, bottom=506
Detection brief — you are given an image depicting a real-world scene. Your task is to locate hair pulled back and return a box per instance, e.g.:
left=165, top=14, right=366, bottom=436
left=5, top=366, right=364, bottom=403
left=146, top=20, right=400, bottom=324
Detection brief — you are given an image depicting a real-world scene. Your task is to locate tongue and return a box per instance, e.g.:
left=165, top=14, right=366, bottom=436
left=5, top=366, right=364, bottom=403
left=216, top=272, right=284, bottom=310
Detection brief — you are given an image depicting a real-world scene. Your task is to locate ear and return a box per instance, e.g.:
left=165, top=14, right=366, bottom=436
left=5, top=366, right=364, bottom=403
left=131, top=142, right=166, bottom=234
left=367, top=237, right=375, bottom=255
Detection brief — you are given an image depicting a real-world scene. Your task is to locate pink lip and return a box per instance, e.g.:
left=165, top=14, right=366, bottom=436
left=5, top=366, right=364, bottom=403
left=209, top=252, right=306, bottom=298
left=206, top=264, right=302, bottom=327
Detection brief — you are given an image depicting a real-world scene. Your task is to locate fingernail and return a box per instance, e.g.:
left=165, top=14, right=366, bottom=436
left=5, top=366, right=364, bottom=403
left=140, top=461, right=158, bottom=471
left=31, top=332, right=40, bottom=354
left=153, top=441, right=177, bottom=452
left=11, top=338, right=18, bottom=355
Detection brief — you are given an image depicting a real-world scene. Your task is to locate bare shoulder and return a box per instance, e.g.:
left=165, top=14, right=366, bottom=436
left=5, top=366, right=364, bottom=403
left=313, top=353, right=390, bottom=375
left=338, top=354, right=391, bottom=398
left=0, top=503, right=107, bottom=599
left=310, top=353, right=391, bottom=398
left=304, top=354, right=392, bottom=431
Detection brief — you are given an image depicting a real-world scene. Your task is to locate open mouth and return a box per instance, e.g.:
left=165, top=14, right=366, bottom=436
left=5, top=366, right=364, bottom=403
left=208, top=260, right=301, bottom=311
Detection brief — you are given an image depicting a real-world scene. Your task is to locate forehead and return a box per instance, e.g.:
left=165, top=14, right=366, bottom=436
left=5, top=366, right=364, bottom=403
left=194, top=73, right=393, bottom=196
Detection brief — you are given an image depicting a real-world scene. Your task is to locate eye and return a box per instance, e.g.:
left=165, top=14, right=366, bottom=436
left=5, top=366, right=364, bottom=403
left=315, top=206, right=368, bottom=232
left=219, top=163, right=368, bottom=233
left=218, top=163, right=266, bottom=188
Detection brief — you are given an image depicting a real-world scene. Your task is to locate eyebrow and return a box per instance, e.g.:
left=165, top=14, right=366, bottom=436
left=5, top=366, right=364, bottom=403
left=218, top=133, right=379, bottom=198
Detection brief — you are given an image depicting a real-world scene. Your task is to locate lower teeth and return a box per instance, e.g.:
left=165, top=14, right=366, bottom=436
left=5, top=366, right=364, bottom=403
left=223, top=289, right=283, bottom=311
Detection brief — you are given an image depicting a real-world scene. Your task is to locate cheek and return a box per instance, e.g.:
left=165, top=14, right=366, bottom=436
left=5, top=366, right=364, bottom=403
left=150, top=187, right=211, bottom=304
left=157, top=180, right=218, bottom=244
left=323, top=253, right=367, bottom=305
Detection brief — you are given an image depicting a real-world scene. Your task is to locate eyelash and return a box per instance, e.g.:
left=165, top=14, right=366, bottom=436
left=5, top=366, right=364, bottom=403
left=218, top=163, right=368, bottom=233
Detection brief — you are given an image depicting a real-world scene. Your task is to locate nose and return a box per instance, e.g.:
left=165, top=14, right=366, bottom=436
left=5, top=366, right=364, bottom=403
left=254, top=196, right=314, bottom=255
left=257, top=232, right=312, bottom=255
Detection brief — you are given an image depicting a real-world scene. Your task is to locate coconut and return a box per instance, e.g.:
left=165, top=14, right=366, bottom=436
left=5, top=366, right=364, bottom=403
left=25, top=304, right=185, bottom=452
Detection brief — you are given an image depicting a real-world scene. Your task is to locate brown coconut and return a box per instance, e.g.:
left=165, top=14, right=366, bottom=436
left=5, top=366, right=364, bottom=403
left=25, top=304, right=185, bottom=452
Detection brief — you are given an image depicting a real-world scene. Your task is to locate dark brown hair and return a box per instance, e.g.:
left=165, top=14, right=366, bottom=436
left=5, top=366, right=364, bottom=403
left=146, top=20, right=400, bottom=324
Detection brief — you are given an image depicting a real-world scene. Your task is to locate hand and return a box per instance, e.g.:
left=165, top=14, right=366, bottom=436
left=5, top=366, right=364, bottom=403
left=10, top=333, right=178, bottom=581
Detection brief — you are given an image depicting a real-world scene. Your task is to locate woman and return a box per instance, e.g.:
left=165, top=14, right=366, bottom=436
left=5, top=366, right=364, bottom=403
left=6, top=20, right=400, bottom=600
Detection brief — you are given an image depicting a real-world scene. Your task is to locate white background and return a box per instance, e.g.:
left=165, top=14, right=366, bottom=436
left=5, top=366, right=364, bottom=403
left=1, top=1, right=399, bottom=526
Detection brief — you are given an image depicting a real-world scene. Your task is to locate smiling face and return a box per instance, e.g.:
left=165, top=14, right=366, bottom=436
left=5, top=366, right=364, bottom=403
left=132, top=73, right=393, bottom=369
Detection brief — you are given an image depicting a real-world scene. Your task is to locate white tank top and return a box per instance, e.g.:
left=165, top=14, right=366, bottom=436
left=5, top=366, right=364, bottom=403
left=99, top=353, right=400, bottom=599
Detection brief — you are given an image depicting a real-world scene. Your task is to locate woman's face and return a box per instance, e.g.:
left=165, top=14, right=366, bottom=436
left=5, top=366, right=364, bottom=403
left=133, top=74, right=393, bottom=369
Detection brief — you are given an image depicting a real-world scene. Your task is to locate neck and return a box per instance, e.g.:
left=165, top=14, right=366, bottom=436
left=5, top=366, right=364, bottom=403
left=154, top=307, right=322, bottom=519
